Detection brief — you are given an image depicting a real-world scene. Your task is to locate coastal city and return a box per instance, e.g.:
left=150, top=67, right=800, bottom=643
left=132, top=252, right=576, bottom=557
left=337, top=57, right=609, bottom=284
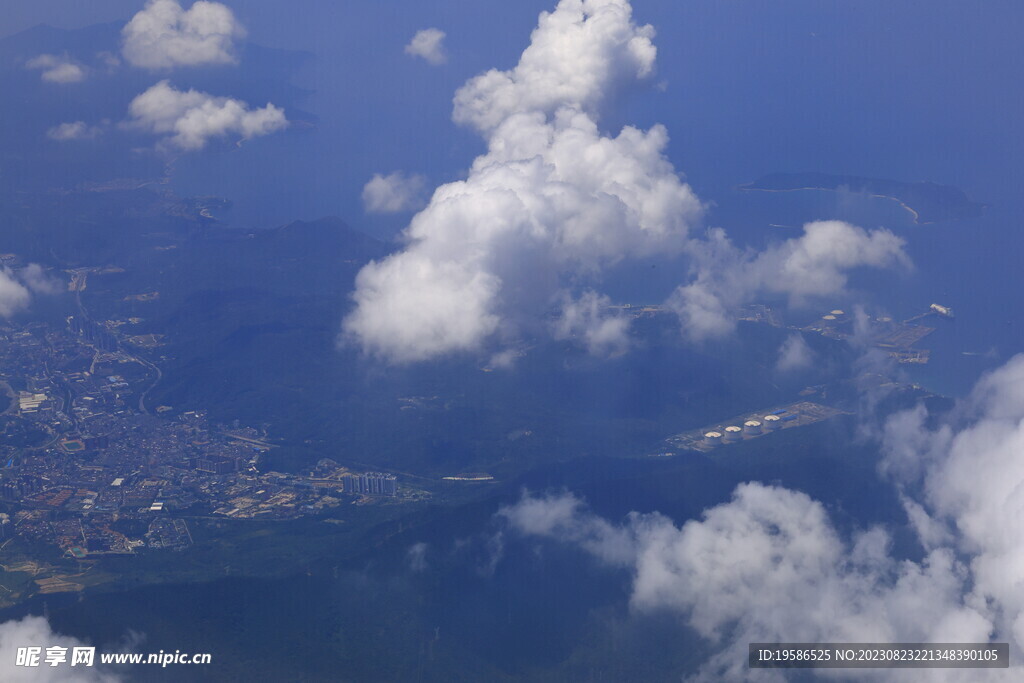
left=0, top=286, right=407, bottom=568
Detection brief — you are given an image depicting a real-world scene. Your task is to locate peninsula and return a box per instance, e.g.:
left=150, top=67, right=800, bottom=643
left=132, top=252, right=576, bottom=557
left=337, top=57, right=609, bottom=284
left=739, top=172, right=985, bottom=224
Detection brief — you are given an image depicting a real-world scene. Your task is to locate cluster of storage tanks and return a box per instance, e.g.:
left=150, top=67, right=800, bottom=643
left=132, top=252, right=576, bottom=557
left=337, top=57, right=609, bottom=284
left=703, top=411, right=791, bottom=445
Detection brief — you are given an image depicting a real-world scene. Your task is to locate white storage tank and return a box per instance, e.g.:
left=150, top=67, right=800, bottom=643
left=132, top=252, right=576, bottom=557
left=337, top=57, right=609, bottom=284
left=763, top=414, right=782, bottom=431
left=743, top=420, right=762, bottom=435
left=703, top=431, right=722, bottom=446
left=723, top=425, right=742, bottom=442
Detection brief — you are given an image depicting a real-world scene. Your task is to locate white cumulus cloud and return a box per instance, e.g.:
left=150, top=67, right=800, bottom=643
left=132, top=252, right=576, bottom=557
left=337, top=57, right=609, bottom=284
left=405, top=28, right=447, bottom=66
left=500, top=356, right=1024, bottom=681
left=126, top=80, right=287, bottom=151
left=502, top=485, right=994, bottom=682
left=122, top=0, right=244, bottom=69
left=452, top=0, right=656, bottom=134
left=344, top=0, right=702, bottom=363
left=883, top=354, right=1024, bottom=657
left=362, top=172, right=427, bottom=213
left=668, top=221, right=909, bottom=341
left=25, top=54, right=86, bottom=83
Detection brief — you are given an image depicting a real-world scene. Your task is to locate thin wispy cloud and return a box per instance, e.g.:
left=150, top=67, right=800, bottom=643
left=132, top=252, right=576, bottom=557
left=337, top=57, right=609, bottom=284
left=775, top=332, right=815, bottom=373
left=25, top=54, right=86, bottom=83
left=47, top=121, right=101, bottom=141
left=0, top=265, right=61, bottom=318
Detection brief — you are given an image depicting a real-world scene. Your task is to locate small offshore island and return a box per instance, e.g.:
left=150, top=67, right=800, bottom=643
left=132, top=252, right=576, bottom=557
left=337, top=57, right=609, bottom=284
left=739, top=172, right=985, bottom=224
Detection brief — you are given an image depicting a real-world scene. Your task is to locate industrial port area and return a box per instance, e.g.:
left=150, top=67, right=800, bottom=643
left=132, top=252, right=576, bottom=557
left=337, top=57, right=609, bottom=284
left=657, top=401, right=850, bottom=455
left=740, top=302, right=954, bottom=365
left=802, top=306, right=948, bottom=364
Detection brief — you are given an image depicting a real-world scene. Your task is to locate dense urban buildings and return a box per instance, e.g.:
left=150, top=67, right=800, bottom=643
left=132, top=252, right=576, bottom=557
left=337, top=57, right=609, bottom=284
left=0, top=310, right=402, bottom=566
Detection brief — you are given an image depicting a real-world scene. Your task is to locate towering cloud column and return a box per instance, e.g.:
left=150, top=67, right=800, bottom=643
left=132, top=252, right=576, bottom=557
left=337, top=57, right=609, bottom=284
left=345, top=0, right=702, bottom=362
left=344, top=0, right=909, bottom=363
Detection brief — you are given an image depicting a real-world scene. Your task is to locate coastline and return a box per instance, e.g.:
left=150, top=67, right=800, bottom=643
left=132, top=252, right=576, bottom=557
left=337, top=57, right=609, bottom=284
left=737, top=185, right=924, bottom=224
